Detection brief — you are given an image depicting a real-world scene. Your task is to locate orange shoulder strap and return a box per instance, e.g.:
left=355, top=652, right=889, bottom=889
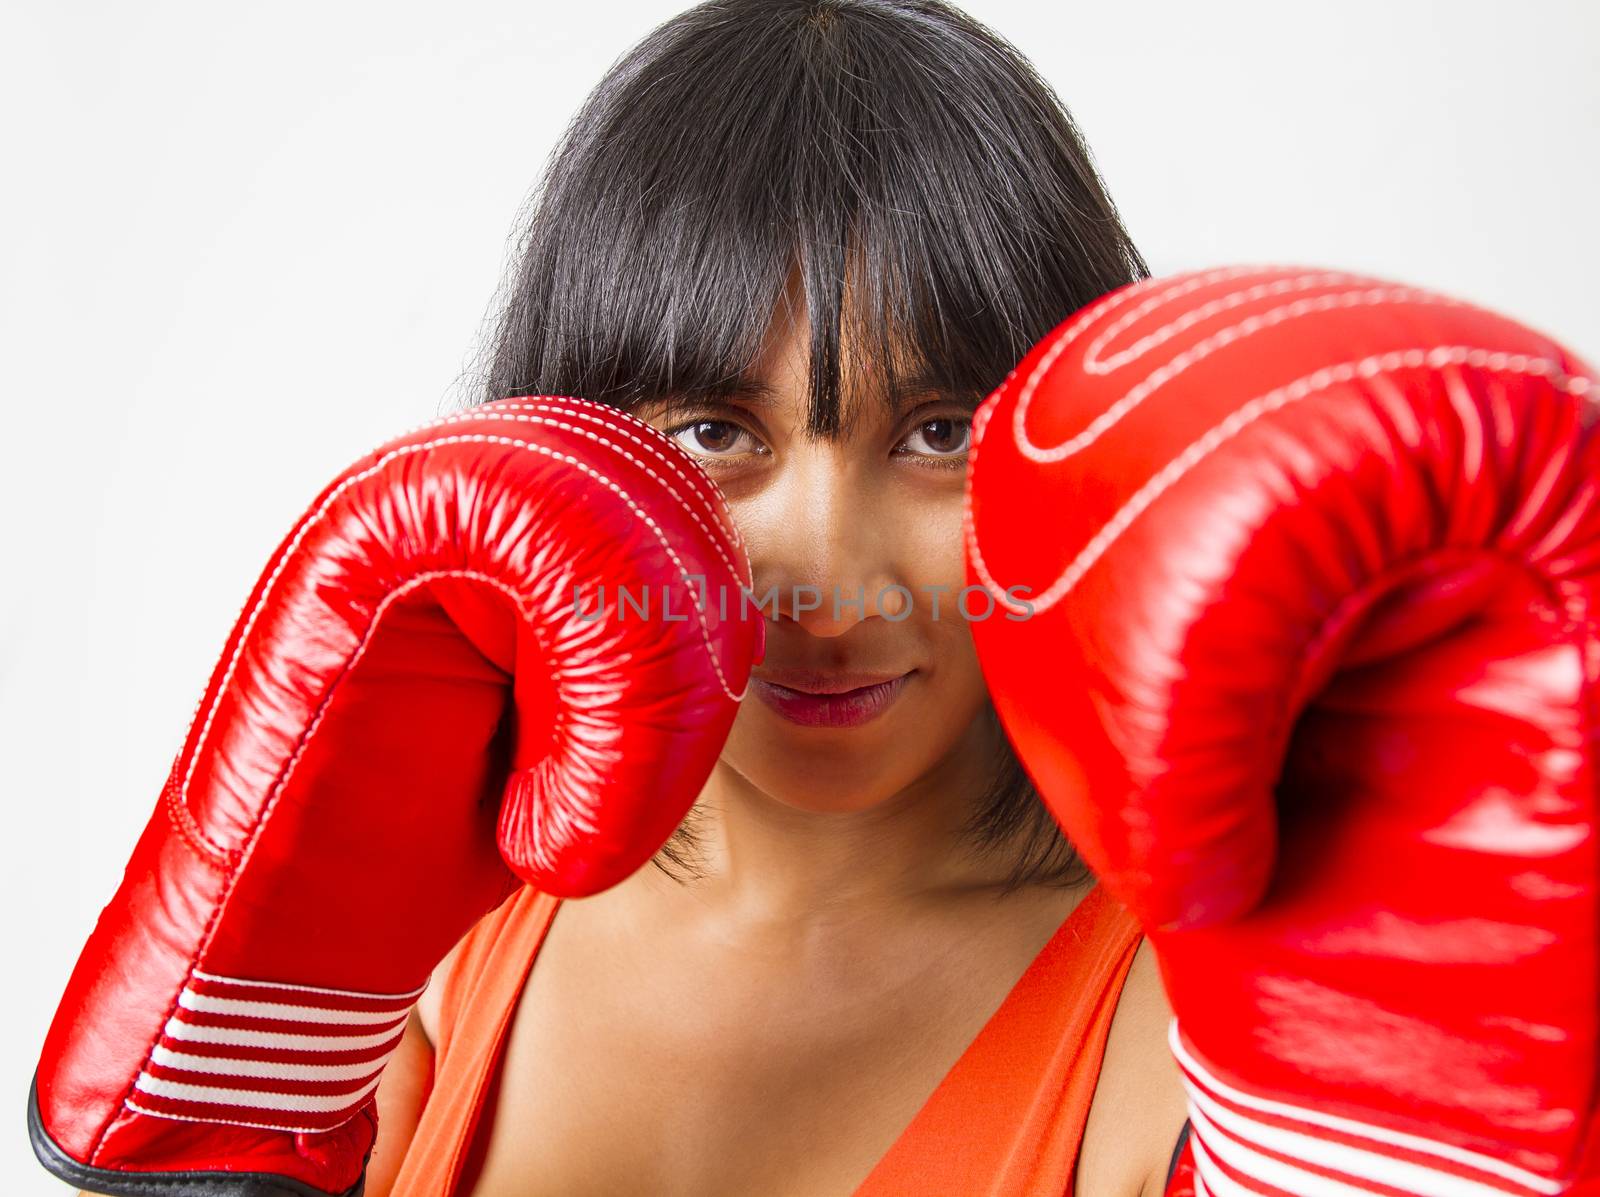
left=852, top=883, right=1143, bottom=1197
left=389, top=885, right=560, bottom=1197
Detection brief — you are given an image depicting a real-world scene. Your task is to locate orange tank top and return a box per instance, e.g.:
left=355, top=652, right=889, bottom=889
left=391, top=882, right=1142, bottom=1197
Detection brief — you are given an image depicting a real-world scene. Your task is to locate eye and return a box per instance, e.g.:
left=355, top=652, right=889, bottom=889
left=897, top=416, right=972, bottom=461
left=667, top=418, right=761, bottom=460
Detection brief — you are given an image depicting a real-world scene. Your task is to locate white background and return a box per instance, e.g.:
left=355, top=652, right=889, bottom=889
left=3, top=1, right=1596, bottom=1189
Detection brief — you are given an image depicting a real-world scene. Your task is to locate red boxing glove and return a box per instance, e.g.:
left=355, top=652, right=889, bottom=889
left=967, top=267, right=1599, bottom=1194
left=31, top=396, right=761, bottom=1195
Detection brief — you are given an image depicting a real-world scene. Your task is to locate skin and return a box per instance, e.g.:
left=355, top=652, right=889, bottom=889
left=359, top=269, right=1191, bottom=1197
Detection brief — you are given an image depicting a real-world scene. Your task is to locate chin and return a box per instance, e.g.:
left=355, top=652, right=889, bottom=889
left=716, top=697, right=970, bottom=815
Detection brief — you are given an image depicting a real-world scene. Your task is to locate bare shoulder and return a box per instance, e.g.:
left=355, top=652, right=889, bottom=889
left=1074, top=936, right=1190, bottom=1197
left=415, top=933, right=469, bottom=1046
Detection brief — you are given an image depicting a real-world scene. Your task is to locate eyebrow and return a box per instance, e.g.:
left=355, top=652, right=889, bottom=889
left=719, top=378, right=780, bottom=406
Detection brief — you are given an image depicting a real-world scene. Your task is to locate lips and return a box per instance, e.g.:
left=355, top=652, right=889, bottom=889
left=749, top=670, right=912, bottom=729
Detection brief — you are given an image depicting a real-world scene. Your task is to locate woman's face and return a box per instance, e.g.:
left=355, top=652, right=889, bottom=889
left=641, top=284, right=999, bottom=815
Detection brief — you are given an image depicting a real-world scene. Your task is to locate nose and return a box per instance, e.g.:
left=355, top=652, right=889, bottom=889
left=743, top=448, right=902, bottom=638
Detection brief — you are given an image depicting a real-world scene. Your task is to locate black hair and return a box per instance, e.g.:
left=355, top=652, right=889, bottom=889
left=467, top=0, right=1145, bottom=889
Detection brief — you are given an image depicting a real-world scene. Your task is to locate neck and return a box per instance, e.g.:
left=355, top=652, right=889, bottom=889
left=635, top=712, right=1025, bottom=926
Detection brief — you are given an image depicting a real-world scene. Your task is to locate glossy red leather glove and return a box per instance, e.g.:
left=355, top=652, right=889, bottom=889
left=967, top=267, right=1599, bottom=1194
left=31, top=396, right=762, bottom=1195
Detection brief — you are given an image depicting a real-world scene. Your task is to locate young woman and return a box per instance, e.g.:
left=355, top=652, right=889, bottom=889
left=370, top=2, right=1191, bottom=1192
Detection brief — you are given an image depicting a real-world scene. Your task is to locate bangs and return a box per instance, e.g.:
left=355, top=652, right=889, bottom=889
left=475, top=0, right=1146, bottom=435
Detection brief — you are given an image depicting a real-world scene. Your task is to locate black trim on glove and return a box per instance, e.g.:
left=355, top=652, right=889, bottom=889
left=28, top=1076, right=365, bottom=1197
left=1165, top=1118, right=1192, bottom=1189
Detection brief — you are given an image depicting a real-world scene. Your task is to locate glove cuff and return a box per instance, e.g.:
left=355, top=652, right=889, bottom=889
left=29, top=1076, right=366, bottom=1197
left=1170, top=1023, right=1566, bottom=1196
